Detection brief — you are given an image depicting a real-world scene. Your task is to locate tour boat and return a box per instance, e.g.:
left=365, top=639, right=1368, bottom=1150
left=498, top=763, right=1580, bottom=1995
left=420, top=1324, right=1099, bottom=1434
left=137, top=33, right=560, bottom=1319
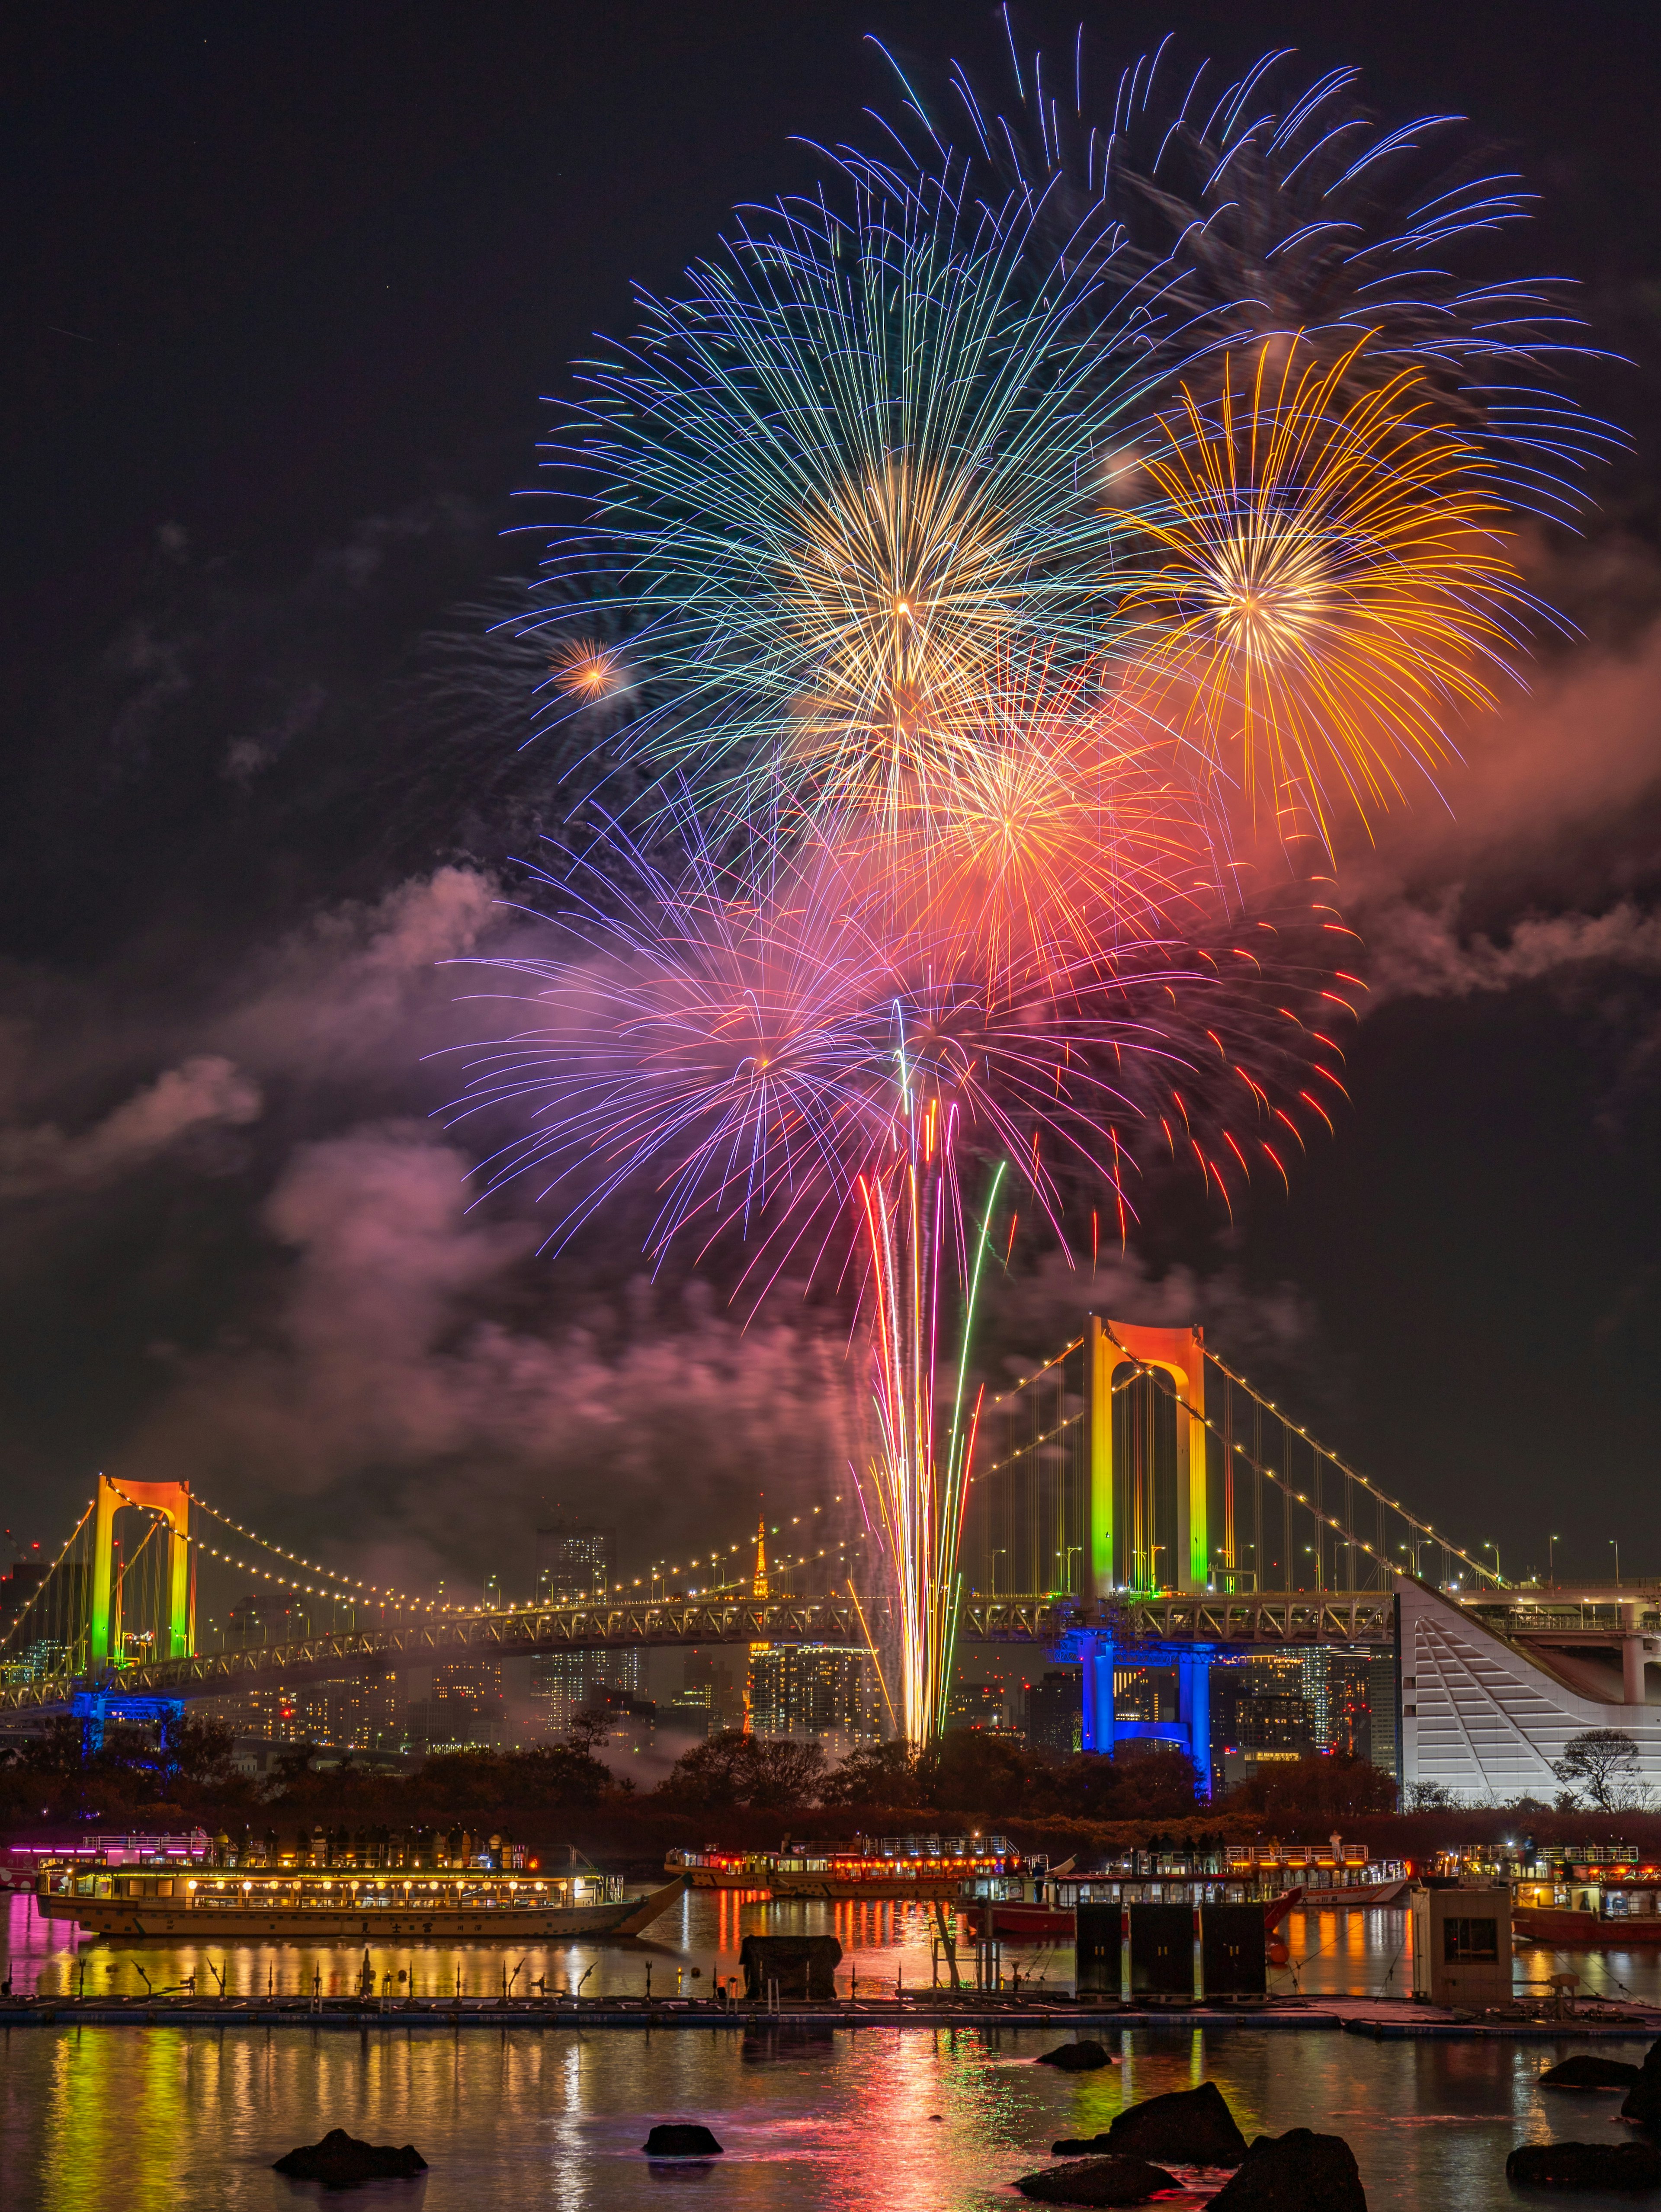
left=1513, top=1862, right=1661, bottom=1947
left=669, top=1834, right=1023, bottom=1901
left=961, top=1840, right=1404, bottom=1940
left=35, top=1859, right=684, bottom=1942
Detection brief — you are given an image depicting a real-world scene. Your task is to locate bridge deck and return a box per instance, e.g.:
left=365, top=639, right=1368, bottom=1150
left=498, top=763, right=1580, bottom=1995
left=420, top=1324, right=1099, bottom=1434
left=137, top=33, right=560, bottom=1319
left=0, top=1590, right=1416, bottom=1713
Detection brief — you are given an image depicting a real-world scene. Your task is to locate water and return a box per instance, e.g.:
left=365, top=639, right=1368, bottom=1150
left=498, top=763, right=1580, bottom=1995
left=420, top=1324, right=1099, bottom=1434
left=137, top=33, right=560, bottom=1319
left=3, top=1889, right=1658, bottom=2209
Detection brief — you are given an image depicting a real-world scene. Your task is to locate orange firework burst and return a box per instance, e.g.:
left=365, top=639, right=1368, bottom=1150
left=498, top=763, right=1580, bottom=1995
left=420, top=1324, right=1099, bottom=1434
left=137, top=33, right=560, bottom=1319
left=1111, top=336, right=1534, bottom=846
left=549, top=636, right=628, bottom=701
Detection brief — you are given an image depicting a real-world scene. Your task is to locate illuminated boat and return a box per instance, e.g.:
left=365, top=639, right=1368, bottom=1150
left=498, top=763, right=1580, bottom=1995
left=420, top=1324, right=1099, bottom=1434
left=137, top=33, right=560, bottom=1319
left=670, top=1833, right=1023, bottom=1900
left=1513, top=1860, right=1661, bottom=1946
left=962, top=1840, right=1403, bottom=1940
left=35, top=1859, right=684, bottom=1941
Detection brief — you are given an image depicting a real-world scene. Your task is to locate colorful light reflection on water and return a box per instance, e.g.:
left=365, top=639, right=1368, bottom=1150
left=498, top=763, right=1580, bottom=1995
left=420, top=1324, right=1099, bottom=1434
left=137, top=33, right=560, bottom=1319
left=5, top=1888, right=1661, bottom=2209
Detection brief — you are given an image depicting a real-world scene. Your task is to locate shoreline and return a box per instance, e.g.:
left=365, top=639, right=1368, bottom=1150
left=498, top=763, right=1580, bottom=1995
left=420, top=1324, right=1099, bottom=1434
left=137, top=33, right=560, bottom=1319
left=4, top=1993, right=1658, bottom=2036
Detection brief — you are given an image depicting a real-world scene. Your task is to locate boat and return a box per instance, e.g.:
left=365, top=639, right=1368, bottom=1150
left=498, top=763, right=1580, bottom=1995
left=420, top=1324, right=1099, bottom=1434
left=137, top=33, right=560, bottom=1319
left=35, top=1858, right=684, bottom=1941
left=670, top=1833, right=1026, bottom=1901
left=1513, top=1856, right=1661, bottom=1947
left=962, top=1838, right=1407, bottom=1940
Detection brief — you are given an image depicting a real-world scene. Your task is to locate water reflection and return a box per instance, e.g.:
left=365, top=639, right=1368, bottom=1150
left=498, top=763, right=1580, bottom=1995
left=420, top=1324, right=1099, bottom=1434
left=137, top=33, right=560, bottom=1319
left=2, top=2012, right=1655, bottom=2211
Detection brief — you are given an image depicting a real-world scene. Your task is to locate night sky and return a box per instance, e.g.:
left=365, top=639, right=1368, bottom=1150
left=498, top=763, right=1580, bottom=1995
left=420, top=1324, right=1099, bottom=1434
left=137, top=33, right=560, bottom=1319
left=3, top=1, right=1660, bottom=1597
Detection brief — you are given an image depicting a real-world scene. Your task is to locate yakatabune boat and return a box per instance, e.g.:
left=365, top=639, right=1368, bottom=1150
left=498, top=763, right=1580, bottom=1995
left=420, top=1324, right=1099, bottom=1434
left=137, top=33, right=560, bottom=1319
left=1512, top=1857, right=1661, bottom=1946
left=36, top=1860, right=683, bottom=1941
left=670, top=1833, right=1023, bottom=1900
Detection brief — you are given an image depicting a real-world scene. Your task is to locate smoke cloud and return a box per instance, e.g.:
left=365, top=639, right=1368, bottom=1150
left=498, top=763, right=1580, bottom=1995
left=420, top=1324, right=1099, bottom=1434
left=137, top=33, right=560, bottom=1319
left=0, top=1055, right=262, bottom=1200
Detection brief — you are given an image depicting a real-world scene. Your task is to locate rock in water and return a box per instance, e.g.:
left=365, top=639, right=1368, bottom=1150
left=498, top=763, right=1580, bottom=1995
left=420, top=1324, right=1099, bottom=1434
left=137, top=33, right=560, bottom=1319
left=1539, top=2053, right=1642, bottom=2088
left=1209, top=2128, right=1367, bottom=2209
left=1035, top=2041, right=1115, bottom=2072
left=642, top=2123, right=725, bottom=2157
left=1621, top=2034, right=1661, bottom=2131
left=271, top=2129, right=427, bottom=2184
left=1506, top=2140, right=1661, bottom=2190
left=1105, top=2082, right=1247, bottom=2167
left=1014, top=2155, right=1181, bottom=2205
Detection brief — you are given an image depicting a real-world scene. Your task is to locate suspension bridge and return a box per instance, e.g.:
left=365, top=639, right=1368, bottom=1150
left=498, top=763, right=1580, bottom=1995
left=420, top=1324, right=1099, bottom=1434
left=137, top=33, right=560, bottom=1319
left=2, top=1317, right=1621, bottom=1789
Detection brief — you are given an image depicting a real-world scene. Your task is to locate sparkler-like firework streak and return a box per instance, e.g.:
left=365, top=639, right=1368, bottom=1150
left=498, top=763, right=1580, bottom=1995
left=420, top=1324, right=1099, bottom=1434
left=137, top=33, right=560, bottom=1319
left=446, top=33, right=1600, bottom=1742
left=858, top=1084, right=1005, bottom=1744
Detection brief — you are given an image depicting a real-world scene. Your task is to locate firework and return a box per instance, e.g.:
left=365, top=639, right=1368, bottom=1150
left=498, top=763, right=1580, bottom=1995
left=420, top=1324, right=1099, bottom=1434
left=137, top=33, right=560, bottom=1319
left=449, top=32, right=1600, bottom=1744
left=1111, top=336, right=1534, bottom=842
left=858, top=32, right=1611, bottom=511
left=545, top=158, right=1170, bottom=844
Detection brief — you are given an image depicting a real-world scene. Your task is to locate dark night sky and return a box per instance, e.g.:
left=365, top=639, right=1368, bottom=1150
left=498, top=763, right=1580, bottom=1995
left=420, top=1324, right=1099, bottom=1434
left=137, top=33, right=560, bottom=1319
left=3, top=1, right=1660, bottom=1595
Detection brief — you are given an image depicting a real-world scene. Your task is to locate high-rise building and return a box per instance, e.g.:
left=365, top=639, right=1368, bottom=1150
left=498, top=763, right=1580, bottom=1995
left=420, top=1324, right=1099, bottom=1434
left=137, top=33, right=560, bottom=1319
left=1023, top=1668, right=1083, bottom=1753
left=1367, top=1646, right=1400, bottom=1779
left=535, top=1517, right=616, bottom=1602
left=945, top=1679, right=1008, bottom=1731
left=1325, top=1650, right=1374, bottom=1759
left=404, top=1661, right=504, bottom=1752
left=676, top=1649, right=746, bottom=1738
left=529, top=1513, right=637, bottom=1738
left=749, top=1644, right=872, bottom=1753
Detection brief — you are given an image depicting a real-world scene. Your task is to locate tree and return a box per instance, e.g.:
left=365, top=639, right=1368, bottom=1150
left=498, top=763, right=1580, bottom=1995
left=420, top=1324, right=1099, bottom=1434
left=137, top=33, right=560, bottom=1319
left=168, top=1716, right=237, bottom=1789
left=655, top=1731, right=826, bottom=1812
left=820, top=1740, right=920, bottom=1809
left=566, top=1706, right=612, bottom=1756
left=1552, top=1729, right=1648, bottom=1813
left=1221, top=1753, right=1396, bottom=1822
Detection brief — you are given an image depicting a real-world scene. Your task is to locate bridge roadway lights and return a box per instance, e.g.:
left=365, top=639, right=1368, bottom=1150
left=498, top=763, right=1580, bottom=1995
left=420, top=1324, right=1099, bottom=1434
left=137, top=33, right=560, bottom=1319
left=1063, top=1633, right=1217, bottom=1801
left=71, top=1690, right=186, bottom=1757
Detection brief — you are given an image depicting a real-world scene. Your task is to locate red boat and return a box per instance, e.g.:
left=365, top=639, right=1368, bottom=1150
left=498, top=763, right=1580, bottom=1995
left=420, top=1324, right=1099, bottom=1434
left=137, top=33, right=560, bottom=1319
left=1513, top=1862, right=1661, bottom=1947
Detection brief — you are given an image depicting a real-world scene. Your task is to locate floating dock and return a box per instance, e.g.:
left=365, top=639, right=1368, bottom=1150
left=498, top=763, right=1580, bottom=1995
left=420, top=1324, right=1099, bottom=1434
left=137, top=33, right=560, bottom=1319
left=2, top=1993, right=1657, bottom=2036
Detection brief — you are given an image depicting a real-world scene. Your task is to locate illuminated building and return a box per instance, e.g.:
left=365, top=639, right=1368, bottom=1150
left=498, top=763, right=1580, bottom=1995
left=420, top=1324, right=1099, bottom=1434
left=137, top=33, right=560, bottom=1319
left=749, top=1643, right=873, bottom=1754
left=528, top=1513, right=638, bottom=1735
left=1023, top=1667, right=1083, bottom=1753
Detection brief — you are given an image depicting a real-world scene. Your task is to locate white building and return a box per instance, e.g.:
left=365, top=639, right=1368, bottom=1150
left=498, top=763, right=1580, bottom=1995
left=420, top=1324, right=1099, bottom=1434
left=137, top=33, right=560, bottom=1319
left=1398, top=1577, right=1661, bottom=1805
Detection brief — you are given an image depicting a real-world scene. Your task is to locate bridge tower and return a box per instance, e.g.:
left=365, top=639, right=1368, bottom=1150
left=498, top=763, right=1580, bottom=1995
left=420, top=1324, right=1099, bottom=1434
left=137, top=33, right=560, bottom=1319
left=1076, top=1317, right=1214, bottom=1788
left=87, top=1474, right=195, bottom=1668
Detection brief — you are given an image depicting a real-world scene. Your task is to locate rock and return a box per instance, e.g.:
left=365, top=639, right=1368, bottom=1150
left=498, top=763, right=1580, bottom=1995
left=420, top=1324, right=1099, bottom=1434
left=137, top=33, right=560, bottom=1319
left=1209, top=2128, right=1366, bottom=2210
left=642, top=2123, right=725, bottom=2157
left=1539, top=2054, right=1642, bottom=2088
left=1035, top=2040, right=1115, bottom=2072
left=1505, top=2139, right=1661, bottom=2190
left=1105, top=2081, right=1247, bottom=2167
left=1620, top=2034, right=1661, bottom=2131
left=1014, top=2154, right=1180, bottom=2205
left=271, top=2129, right=427, bottom=2186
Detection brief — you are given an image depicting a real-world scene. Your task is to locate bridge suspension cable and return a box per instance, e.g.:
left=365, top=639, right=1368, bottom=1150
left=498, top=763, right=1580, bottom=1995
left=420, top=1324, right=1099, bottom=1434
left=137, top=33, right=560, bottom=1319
left=1193, top=1342, right=1502, bottom=1590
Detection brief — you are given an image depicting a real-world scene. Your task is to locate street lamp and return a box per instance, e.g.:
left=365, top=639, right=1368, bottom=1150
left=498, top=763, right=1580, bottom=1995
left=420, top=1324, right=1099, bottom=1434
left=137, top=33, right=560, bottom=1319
left=990, top=1549, right=1006, bottom=1600
left=1482, top=1541, right=1501, bottom=1583
left=1548, top=1535, right=1559, bottom=1587
left=1610, top=1539, right=1621, bottom=1587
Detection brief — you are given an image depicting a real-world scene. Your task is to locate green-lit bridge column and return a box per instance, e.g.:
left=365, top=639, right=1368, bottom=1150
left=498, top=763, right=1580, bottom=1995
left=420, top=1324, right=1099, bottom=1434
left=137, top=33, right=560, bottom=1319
left=87, top=1473, right=194, bottom=1669
left=1086, top=1319, right=1208, bottom=1596
left=1086, top=1315, right=1114, bottom=1604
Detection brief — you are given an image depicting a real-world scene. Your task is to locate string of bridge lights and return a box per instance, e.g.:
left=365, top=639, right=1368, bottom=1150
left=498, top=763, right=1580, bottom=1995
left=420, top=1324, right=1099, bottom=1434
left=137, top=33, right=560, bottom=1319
left=0, top=1496, right=95, bottom=1654
left=1103, top=1333, right=1499, bottom=1589
left=1199, top=1346, right=1501, bottom=1585
left=990, top=1335, right=1085, bottom=1407
left=102, top=1489, right=863, bottom=1615
left=979, top=1363, right=1168, bottom=1483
